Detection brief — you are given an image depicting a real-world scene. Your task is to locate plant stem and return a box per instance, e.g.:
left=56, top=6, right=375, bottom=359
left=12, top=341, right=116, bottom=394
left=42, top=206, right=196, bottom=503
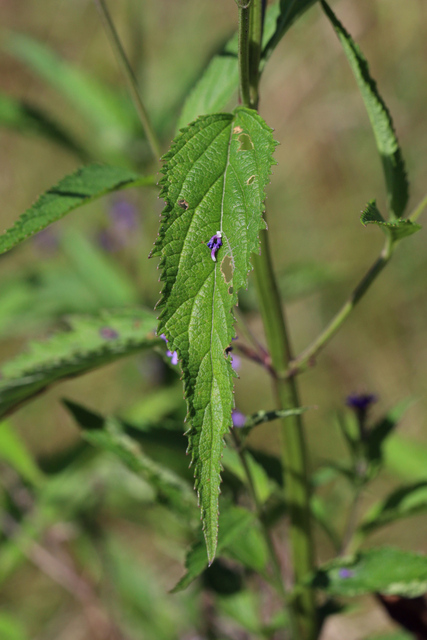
left=93, top=0, right=161, bottom=161
left=248, top=0, right=264, bottom=108
left=289, top=236, right=394, bottom=376
left=238, top=0, right=317, bottom=636
left=238, top=2, right=252, bottom=108
left=252, top=230, right=317, bottom=640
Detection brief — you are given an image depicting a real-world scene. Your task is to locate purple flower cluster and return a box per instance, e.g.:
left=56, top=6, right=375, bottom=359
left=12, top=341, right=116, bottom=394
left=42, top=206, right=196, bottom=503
left=207, top=232, right=223, bottom=262
left=98, top=196, right=139, bottom=252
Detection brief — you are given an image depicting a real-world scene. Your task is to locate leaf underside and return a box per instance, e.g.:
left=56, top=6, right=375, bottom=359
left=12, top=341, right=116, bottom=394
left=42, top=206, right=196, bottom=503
left=361, top=200, right=421, bottom=241
left=321, top=0, right=409, bottom=219
left=152, top=107, right=276, bottom=562
left=0, top=164, right=153, bottom=256
left=0, top=308, right=159, bottom=419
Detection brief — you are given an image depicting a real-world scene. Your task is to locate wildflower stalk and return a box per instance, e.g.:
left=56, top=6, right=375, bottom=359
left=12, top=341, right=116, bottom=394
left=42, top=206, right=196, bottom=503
left=93, top=0, right=161, bottom=160
left=238, top=2, right=317, bottom=638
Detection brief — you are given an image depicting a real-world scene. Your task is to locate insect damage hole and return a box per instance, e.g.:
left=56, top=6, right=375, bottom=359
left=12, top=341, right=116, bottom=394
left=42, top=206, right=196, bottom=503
left=220, top=255, right=233, bottom=284
left=247, top=175, right=256, bottom=185
left=238, top=133, right=254, bottom=151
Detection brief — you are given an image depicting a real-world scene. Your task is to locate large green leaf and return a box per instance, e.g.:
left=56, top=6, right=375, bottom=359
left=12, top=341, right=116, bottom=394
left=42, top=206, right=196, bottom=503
left=152, top=107, right=276, bottom=562
left=64, top=400, right=196, bottom=518
left=321, top=1, right=409, bottom=219
left=359, top=481, right=427, bottom=535
left=312, top=547, right=427, bottom=598
left=361, top=201, right=421, bottom=242
left=0, top=92, right=88, bottom=159
left=0, top=309, right=159, bottom=418
left=177, top=1, right=317, bottom=129
left=0, top=164, right=154, bottom=255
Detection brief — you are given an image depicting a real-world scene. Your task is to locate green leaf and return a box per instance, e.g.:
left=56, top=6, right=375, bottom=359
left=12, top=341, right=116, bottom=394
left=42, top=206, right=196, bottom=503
left=3, top=32, right=138, bottom=148
left=0, top=308, right=159, bottom=418
left=222, top=448, right=273, bottom=504
left=385, top=434, right=427, bottom=481
left=0, top=613, right=28, bottom=640
left=262, top=0, right=319, bottom=64
left=64, top=400, right=196, bottom=518
left=366, top=399, right=413, bottom=471
left=0, top=420, right=44, bottom=486
left=321, top=1, right=409, bottom=219
left=361, top=201, right=421, bottom=242
left=359, top=481, right=427, bottom=535
left=0, top=164, right=154, bottom=256
left=312, top=547, right=427, bottom=598
left=171, top=505, right=255, bottom=592
left=152, top=107, right=276, bottom=562
left=0, top=92, right=88, bottom=159
left=60, top=231, right=139, bottom=307
left=177, top=2, right=316, bottom=128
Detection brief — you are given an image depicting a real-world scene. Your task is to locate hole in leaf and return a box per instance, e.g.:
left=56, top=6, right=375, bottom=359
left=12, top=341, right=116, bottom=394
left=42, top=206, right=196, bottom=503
left=221, top=256, right=233, bottom=284
left=178, top=199, right=189, bottom=210
left=233, top=125, right=243, bottom=134
left=238, top=133, right=253, bottom=151
left=247, top=175, right=256, bottom=185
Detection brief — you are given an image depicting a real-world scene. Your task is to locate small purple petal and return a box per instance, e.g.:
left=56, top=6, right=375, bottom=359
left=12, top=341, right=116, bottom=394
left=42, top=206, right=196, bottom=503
left=232, top=410, right=246, bottom=428
left=170, top=351, right=179, bottom=366
left=100, top=327, right=119, bottom=340
left=160, top=334, right=168, bottom=343
left=338, top=568, right=354, bottom=579
left=231, top=355, right=241, bottom=371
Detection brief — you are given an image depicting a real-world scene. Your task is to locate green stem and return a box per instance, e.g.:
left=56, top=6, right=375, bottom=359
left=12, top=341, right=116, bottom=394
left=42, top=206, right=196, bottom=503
left=409, top=192, right=427, bottom=222
left=238, top=1, right=316, bottom=636
left=252, top=230, right=317, bottom=640
left=289, top=236, right=394, bottom=376
left=248, top=0, right=264, bottom=108
left=93, top=0, right=161, bottom=160
left=238, top=2, right=252, bottom=108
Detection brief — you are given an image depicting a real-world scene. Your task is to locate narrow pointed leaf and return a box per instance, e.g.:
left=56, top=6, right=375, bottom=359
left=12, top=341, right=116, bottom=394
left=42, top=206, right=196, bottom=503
left=64, top=400, right=196, bottom=517
left=321, top=0, right=409, bottom=219
left=153, top=107, right=276, bottom=561
left=0, top=309, right=160, bottom=418
left=361, top=201, right=421, bottom=242
left=262, top=0, right=319, bottom=64
left=312, top=547, right=427, bottom=598
left=238, top=406, right=311, bottom=437
left=0, top=164, right=154, bottom=255
left=0, top=92, right=88, bottom=159
left=3, top=32, right=137, bottom=142
left=359, top=481, right=427, bottom=535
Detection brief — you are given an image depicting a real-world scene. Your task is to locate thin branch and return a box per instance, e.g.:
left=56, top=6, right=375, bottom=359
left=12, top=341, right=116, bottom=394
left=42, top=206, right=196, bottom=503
left=93, top=0, right=161, bottom=160
left=288, top=236, right=394, bottom=376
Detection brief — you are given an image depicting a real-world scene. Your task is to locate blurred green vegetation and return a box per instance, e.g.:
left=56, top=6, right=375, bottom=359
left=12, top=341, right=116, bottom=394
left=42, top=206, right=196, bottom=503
left=0, top=0, right=426, bottom=638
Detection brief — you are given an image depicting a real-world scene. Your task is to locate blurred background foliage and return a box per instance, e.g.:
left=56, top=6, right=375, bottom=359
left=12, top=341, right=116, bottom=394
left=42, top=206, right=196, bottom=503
left=0, top=0, right=426, bottom=638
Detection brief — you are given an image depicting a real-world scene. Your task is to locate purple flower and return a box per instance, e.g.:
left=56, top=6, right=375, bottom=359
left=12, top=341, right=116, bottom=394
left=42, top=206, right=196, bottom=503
left=338, top=568, right=354, bottom=579
left=32, top=227, right=59, bottom=253
left=109, top=197, right=139, bottom=232
left=160, top=334, right=178, bottom=366
left=346, top=393, right=377, bottom=412
left=207, top=231, right=223, bottom=262
left=232, top=410, right=246, bottom=428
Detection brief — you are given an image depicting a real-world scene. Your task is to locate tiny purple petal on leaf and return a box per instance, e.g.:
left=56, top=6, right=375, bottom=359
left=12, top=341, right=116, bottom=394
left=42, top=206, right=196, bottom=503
left=346, top=393, right=377, bottom=411
left=170, top=351, right=179, bottom=366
